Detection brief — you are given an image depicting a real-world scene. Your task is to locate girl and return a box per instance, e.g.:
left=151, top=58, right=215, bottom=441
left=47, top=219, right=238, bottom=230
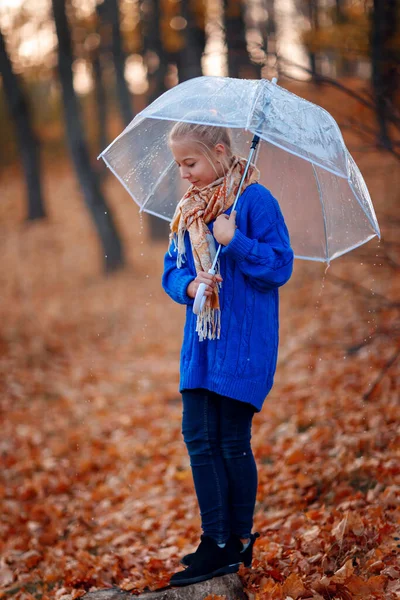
left=162, top=118, right=294, bottom=587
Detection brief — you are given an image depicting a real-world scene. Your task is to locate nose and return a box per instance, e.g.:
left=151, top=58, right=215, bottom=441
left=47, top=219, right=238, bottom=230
left=180, top=166, right=190, bottom=180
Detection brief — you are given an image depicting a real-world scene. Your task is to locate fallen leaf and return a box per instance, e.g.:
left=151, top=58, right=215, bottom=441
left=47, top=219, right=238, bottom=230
left=282, top=573, right=306, bottom=599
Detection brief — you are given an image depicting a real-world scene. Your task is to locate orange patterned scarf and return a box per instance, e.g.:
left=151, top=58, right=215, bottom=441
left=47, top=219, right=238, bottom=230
left=170, top=156, right=260, bottom=341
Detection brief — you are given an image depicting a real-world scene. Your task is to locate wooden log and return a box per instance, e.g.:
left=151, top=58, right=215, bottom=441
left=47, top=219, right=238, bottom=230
left=82, top=573, right=246, bottom=600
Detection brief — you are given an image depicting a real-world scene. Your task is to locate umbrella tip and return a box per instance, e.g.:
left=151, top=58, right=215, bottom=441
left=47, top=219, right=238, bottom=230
left=271, top=77, right=278, bottom=85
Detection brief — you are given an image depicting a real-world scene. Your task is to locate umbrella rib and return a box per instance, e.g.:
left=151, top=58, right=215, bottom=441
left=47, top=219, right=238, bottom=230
left=250, top=134, right=347, bottom=178
left=205, top=79, right=233, bottom=110
left=348, top=179, right=380, bottom=237
left=345, top=151, right=380, bottom=237
left=97, top=115, right=144, bottom=159
left=311, top=162, right=330, bottom=262
left=329, top=234, right=378, bottom=262
left=139, top=159, right=176, bottom=215
left=246, top=80, right=265, bottom=132
left=143, top=207, right=171, bottom=223
left=158, top=80, right=236, bottom=127
left=101, top=154, right=143, bottom=209
left=294, top=255, right=325, bottom=262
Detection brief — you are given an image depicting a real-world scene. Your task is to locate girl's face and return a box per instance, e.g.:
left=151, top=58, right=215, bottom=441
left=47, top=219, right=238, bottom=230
left=170, top=139, right=226, bottom=189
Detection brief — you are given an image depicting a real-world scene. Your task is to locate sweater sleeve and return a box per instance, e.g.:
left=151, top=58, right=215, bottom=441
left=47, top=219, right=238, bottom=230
left=162, top=240, right=195, bottom=305
left=222, top=187, right=294, bottom=291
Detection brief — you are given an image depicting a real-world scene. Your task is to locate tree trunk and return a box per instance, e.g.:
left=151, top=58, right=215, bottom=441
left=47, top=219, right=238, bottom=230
left=141, top=0, right=168, bottom=104
left=224, top=0, right=258, bottom=79
left=103, top=0, right=134, bottom=126
left=370, top=0, right=397, bottom=150
left=52, top=0, right=124, bottom=273
left=0, top=28, right=46, bottom=221
left=92, top=53, right=108, bottom=154
left=264, top=0, right=276, bottom=57
left=93, top=1, right=109, bottom=157
left=307, top=0, right=320, bottom=83
left=81, top=573, right=246, bottom=600
left=140, top=0, right=170, bottom=240
left=334, top=0, right=353, bottom=76
left=177, top=0, right=206, bottom=82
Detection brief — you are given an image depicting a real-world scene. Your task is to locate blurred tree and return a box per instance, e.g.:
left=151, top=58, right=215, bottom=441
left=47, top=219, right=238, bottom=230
left=160, top=0, right=185, bottom=65
left=299, top=0, right=400, bottom=154
left=265, top=0, right=277, bottom=57
left=92, top=49, right=108, bottom=156
left=333, top=0, right=353, bottom=76
left=370, top=0, right=399, bottom=151
left=0, top=28, right=46, bottom=221
left=307, top=0, right=320, bottom=81
left=52, top=0, right=124, bottom=272
left=92, top=4, right=109, bottom=155
left=158, top=0, right=206, bottom=82
left=140, top=0, right=170, bottom=240
left=178, top=0, right=206, bottom=82
left=242, top=0, right=272, bottom=79
left=101, top=0, right=134, bottom=126
left=301, top=1, right=370, bottom=68
left=224, top=0, right=260, bottom=78
left=140, top=0, right=168, bottom=103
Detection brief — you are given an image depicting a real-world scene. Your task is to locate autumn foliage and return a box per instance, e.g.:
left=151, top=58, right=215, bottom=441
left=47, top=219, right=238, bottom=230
left=1, top=134, right=399, bottom=599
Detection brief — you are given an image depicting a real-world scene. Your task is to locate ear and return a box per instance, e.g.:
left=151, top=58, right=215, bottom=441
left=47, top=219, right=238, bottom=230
left=214, top=143, right=227, bottom=156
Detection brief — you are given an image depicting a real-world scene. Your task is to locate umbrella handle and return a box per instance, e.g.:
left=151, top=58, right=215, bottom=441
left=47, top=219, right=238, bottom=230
left=193, top=267, right=216, bottom=315
left=193, top=283, right=207, bottom=315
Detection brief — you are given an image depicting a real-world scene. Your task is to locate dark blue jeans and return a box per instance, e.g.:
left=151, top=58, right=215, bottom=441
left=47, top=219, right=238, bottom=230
left=181, top=388, right=258, bottom=544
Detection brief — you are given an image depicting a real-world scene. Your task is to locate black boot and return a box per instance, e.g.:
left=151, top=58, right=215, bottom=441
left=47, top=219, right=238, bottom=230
left=239, top=532, right=260, bottom=567
left=180, top=532, right=260, bottom=568
left=170, top=535, right=241, bottom=587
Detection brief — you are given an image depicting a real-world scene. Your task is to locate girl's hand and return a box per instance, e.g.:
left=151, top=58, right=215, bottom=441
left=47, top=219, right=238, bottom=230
left=213, top=210, right=237, bottom=246
left=187, top=271, right=223, bottom=299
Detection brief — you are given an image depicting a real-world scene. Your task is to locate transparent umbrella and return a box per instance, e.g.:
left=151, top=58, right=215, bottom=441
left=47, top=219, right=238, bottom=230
left=99, top=75, right=380, bottom=264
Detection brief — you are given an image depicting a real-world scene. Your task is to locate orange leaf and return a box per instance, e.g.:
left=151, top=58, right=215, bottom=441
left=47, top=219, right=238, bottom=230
left=282, top=573, right=306, bottom=599
left=367, top=575, right=387, bottom=593
left=331, top=559, right=354, bottom=584
left=285, top=448, right=308, bottom=465
left=347, top=575, right=373, bottom=596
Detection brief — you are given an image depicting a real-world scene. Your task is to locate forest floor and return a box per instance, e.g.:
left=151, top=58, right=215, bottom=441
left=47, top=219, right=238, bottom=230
left=0, top=81, right=399, bottom=600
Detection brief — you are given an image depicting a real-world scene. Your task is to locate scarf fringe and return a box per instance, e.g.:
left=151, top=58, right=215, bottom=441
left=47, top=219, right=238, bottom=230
left=170, top=231, right=187, bottom=268
left=196, top=306, right=221, bottom=342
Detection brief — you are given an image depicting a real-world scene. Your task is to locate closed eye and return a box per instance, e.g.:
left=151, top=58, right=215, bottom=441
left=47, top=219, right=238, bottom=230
left=175, top=161, right=195, bottom=168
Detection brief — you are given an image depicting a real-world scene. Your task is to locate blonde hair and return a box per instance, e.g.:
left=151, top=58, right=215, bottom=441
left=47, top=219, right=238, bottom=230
left=169, top=118, right=234, bottom=173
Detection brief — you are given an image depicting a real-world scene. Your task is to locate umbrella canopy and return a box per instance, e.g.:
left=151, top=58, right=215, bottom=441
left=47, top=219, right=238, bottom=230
left=99, top=76, right=380, bottom=263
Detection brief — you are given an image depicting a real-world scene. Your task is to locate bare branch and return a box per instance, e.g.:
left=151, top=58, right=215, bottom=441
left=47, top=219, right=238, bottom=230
left=327, top=274, right=400, bottom=309
left=268, top=53, right=400, bottom=158
left=363, top=349, right=400, bottom=401
left=347, top=327, right=400, bottom=355
left=271, top=54, right=376, bottom=110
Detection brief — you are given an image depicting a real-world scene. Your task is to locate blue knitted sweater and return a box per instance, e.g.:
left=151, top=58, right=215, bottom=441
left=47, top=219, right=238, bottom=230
left=162, top=183, right=294, bottom=412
